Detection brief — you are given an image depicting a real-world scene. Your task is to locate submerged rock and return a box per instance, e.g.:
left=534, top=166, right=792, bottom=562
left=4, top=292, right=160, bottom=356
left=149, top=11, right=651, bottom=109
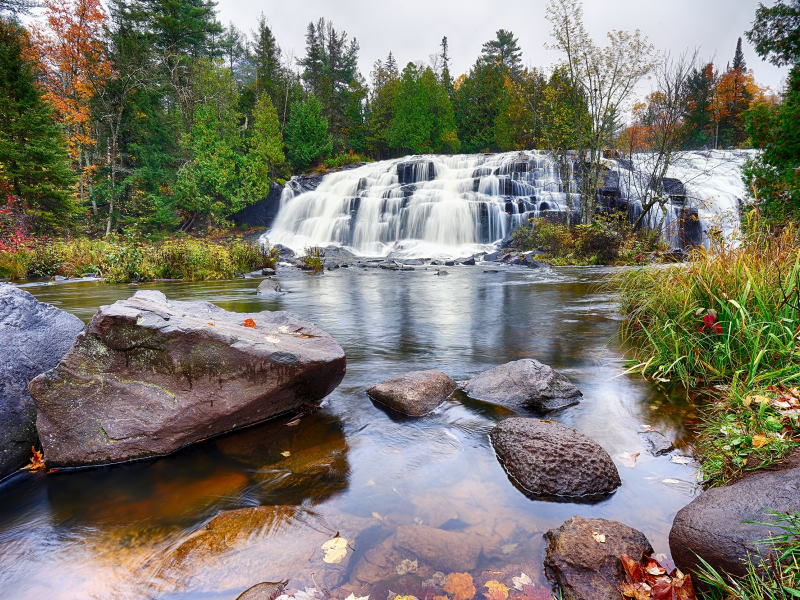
left=640, top=430, right=674, bottom=456
left=0, top=285, right=84, bottom=479
left=669, top=453, right=800, bottom=577
left=463, top=358, right=582, bottom=411
left=29, top=290, right=346, bottom=467
left=545, top=516, right=653, bottom=600
left=490, top=418, right=621, bottom=498
left=236, top=582, right=285, bottom=600
left=367, top=370, right=457, bottom=416
left=393, top=524, right=482, bottom=572
left=257, top=279, right=283, bottom=296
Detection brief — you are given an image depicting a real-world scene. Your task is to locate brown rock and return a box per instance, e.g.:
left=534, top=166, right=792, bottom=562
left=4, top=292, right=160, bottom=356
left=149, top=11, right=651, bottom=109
left=29, top=290, right=346, bottom=467
left=367, top=370, right=457, bottom=416
left=544, top=516, right=654, bottom=600
left=490, top=418, right=621, bottom=498
left=236, top=582, right=286, bottom=600
left=393, top=524, right=482, bottom=572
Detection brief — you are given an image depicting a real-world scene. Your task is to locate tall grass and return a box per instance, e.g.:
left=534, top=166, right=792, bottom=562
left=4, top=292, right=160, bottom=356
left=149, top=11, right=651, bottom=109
left=616, top=225, right=800, bottom=388
left=0, top=236, right=277, bottom=283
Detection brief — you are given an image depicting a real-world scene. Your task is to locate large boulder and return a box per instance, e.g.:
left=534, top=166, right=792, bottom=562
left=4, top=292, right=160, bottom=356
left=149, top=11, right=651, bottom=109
left=669, top=454, right=800, bottom=577
left=367, top=370, right=457, bottom=416
left=489, top=418, right=621, bottom=498
left=29, top=290, right=346, bottom=467
left=544, top=516, right=654, bottom=600
left=257, top=279, right=283, bottom=296
left=0, top=285, right=84, bottom=479
left=464, top=359, right=582, bottom=411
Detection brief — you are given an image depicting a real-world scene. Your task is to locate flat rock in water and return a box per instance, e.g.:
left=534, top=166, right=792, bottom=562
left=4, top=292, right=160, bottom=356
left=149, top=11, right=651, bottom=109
left=367, top=370, right=457, bottom=416
left=29, top=290, right=346, bottom=467
left=436, top=270, right=449, bottom=276
left=257, top=279, right=282, bottom=296
left=463, top=358, right=582, bottom=411
left=545, top=516, right=653, bottom=600
left=393, top=524, right=482, bottom=572
left=0, top=285, right=84, bottom=479
left=640, top=430, right=674, bottom=456
left=236, top=582, right=285, bottom=600
left=669, top=453, right=800, bottom=577
left=490, top=417, right=621, bottom=498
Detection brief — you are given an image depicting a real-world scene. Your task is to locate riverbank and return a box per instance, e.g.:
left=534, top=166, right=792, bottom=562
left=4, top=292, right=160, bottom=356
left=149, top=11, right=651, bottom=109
left=0, top=234, right=277, bottom=283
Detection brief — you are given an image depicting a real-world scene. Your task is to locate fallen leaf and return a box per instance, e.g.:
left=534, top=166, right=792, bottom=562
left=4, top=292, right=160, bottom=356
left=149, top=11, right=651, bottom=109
left=207, top=322, right=216, bottom=326
left=662, top=479, right=681, bottom=484
left=394, top=596, right=418, bottom=600
left=243, top=318, right=257, bottom=328
left=21, top=446, right=45, bottom=472
left=266, top=335, right=280, bottom=344
left=321, top=536, right=349, bottom=563
left=501, top=543, right=518, bottom=555
left=344, top=594, right=369, bottom=600
left=641, top=425, right=657, bottom=432
left=444, top=572, right=476, bottom=600
left=517, top=584, right=552, bottom=600
left=592, top=531, right=606, bottom=543
left=751, top=434, right=769, bottom=449
left=618, top=452, right=640, bottom=468
left=512, top=573, right=532, bottom=591
left=484, top=580, right=509, bottom=600
left=278, top=325, right=290, bottom=333
left=670, top=456, right=692, bottom=465
left=372, top=512, right=383, bottom=520
left=286, top=418, right=301, bottom=427
left=281, top=451, right=291, bottom=457
left=422, top=572, right=448, bottom=588
left=397, top=558, right=419, bottom=575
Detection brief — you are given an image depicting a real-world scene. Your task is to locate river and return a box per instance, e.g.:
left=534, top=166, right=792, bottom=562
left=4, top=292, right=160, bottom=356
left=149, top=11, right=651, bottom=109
left=0, top=265, right=699, bottom=599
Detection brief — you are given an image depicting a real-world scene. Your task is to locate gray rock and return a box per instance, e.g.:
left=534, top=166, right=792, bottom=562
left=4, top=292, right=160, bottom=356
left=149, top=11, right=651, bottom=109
left=545, top=516, right=653, bottom=600
left=0, top=285, right=85, bottom=479
left=490, top=418, right=621, bottom=498
left=430, top=260, right=445, bottom=266
left=257, top=279, right=282, bottom=296
left=273, top=244, right=295, bottom=259
left=29, top=291, right=346, bottom=467
left=483, top=251, right=502, bottom=262
left=640, top=430, right=674, bottom=456
left=367, top=370, right=457, bottom=416
left=463, top=358, right=582, bottom=411
left=435, top=270, right=449, bottom=276
left=236, top=582, right=285, bottom=600
left=444, top=260, right=456, bottom=266
left=669, top=453, right=800, bottom=577
left=401, top=259, right=424, bottom=266
left=462, top=257, right=476, bottom=266
left=260, top=268, right=276, bottom=277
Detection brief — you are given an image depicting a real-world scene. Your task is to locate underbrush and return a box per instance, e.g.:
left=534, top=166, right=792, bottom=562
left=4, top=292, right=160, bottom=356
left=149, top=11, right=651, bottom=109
left=511, top=215, right=665, bottom=265
left=319, top=151, right=368, bottom=171
left=697, top=511, right=800, bottom=600
left=299, top=246, right=324, bottom=272
left=0, top=236, right=278, bottom=283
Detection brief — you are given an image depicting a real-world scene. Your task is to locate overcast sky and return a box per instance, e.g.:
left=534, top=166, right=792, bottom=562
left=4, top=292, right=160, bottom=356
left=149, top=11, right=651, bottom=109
left=217, top=0, right=789, bottom=96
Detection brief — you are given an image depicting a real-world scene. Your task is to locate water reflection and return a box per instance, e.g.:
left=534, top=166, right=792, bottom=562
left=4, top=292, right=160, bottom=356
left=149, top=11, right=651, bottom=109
left=0, top=266, right=700, bottom=599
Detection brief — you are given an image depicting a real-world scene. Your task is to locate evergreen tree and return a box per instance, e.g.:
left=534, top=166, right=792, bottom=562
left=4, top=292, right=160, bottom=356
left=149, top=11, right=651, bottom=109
left=284, top=94, right=332, bottom=170
left=135, top=0, right=222, bottom=57
left=681, top=62, right=715, bottom=148
left=220, top=21, right=246, bottom=77
left=440, top=36, right=453, bottom=97
left=733, top=37, right=747, bottom=72
left=745, top=0, right=800, bottom=68
left=251, top=14, right=281, bottom=102
left=481, top=29, right=522, bottom=76
left=241, top=93, right=285, bottom=203
left=367, top=53, right=400, bottom=158
left=0, top=20, right=75, bottom=230
left=453, top=59, right=508, bottom=152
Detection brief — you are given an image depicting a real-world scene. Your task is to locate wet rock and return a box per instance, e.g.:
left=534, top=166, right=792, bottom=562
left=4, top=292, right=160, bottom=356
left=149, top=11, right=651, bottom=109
left=463, top=358, right=582, bottom=411
left=402, top=259, right=424, bottom=266
left=393, top=524, right=482, bottom=572
left=236, top=582, right=286, bottom=600
left=367, top=370, right=457, bottom=416
left=669, top=454, right=800, bottom=577
left=257, top=279, right=283, bottom=296
left=444, top=260, right=456, bottom=267
left=430, top=260, right=445, bottom=266
left=462, top=257, right=476, bottom=266
left=436, top=270, right=449, bottom=276
left=29, top=290, right=346, bottom=467
left=483, top=251, right=502, bottom=262
left=273, top=244, right=295, bottom=259
left=490, top=418, right=621, bottom=498
left=0, top=285, right=85, bottom=479
left=640, top=430, right=674, bottom=456
left=544, top=516, right=653, bottom=600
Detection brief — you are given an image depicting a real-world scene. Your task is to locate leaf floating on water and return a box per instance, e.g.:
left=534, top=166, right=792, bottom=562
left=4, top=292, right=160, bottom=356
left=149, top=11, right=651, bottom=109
left=752, top=433, right=769, bottom=448
left=321, top=536, right=349, bottom=563
left=344, top=594, right=369, bottom=600
left=640, top=425, right=657, bottom=432
left=662, top=478, right=682, bottom=484
left=207, top=322, right=216, bottom=326
left=444, top=572, right=476, bottom=600
left=22, top=446, right=45, bottom=472
left=512, top=573, right=533, bottom=591
left=592, top=531, right=607, bottom=543
left=484, top=580, right=509, bottom=600
left=372, top=512, right=383, bottom=520
left=618, top=452, right=640, bottom=468
left=619, top=553, right=697, bottom=600
left=396, top=558, right=419, bottom=575
left=671, top=456, right=693, bottom=465
left=243, top=318, right=257, bottom=328
left=501, top=543, right=518, bottom=555
left=281, top=451, right=290, bottom=457
left=286, top=418, right=301, bottom=427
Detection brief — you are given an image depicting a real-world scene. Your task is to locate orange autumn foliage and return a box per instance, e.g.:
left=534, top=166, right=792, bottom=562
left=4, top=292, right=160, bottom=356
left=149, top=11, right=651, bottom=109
left=444, top=573, right=476, bottom=600
left=243, top=318, right=257, bottom=328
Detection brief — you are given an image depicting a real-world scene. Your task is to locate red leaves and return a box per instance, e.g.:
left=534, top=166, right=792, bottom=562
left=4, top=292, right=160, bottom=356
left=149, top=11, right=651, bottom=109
left=22, top=446, right=46, bottom=472
left=243, top=318, right=257, bottom=328
left=698, top=310, right=723, bottom=335
left=515, top=585, right=552, bottom=600
left=619, top=554, right=696, bottom=600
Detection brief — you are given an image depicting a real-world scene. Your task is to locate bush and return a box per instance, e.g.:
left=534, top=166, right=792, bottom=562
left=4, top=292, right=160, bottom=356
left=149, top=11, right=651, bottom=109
left=322, top=151, right=368, bottom=170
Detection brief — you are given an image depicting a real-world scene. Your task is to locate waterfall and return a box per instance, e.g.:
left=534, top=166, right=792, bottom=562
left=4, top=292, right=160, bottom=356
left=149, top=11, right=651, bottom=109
left=265, top=150, right=753, bottom=258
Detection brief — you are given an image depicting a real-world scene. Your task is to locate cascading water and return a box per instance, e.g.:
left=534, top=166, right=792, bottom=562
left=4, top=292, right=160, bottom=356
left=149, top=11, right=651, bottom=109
left=265, top=149, right=754, bottom=258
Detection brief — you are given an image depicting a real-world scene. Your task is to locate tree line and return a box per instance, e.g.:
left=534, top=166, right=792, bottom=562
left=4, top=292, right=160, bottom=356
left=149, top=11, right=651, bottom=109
left=0, top=0, right=797, bottom=237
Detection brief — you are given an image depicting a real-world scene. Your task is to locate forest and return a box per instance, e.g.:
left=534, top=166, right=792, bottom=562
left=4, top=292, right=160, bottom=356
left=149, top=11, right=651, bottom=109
left=0, top=0, right=798, bottom=239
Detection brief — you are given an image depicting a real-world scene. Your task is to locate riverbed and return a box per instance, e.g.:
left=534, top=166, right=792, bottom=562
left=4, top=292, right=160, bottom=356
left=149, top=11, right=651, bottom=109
left=0, top=265, right=699, bottom=600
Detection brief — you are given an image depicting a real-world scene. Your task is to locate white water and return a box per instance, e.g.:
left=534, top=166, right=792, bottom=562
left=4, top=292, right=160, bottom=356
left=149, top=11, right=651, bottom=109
left=266, top=150, right=753, bottom=258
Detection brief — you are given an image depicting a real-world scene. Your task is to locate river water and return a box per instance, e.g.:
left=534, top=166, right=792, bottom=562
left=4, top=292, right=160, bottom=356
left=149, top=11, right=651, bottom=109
left=0, top=265, right=699, bottom=600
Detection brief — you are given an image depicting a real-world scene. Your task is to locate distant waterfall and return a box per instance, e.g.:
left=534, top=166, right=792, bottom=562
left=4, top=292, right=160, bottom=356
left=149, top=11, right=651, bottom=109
left=266, top=150, right=753, bottom=258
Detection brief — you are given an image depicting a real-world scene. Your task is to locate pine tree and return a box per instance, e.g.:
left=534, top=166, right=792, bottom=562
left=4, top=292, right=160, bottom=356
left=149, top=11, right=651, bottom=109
left=284, top=94, right=332, bottom=170
left=251, top=14, right=281, bottom=102
left=0, top=20, right=75, bottom=230
left=733, top=37, right=747, bottom=73
left=481, top=29, right=522, bottom=76
left=136, top=0, right=222, bottom=57
left=241, top=92, right=285, bottom=204
left=440, top=36, right=453, bottom=97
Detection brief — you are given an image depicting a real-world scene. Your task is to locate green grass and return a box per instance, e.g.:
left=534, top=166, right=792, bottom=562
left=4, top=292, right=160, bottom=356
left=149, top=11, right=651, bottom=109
left=696, top=511, right=800, bottom=600
left=0, top=236, right=278, bottom=283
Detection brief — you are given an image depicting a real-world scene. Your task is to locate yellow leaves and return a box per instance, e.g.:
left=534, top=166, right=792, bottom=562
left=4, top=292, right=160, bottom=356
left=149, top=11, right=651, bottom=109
left=280, top=451, right=290, bottom=457
left=484, top=580, right=509, bottom=600
left=443, top=572, right=476, bottom=600
left=22, top=446, right=45, bottom=472
left=592, top=531, right=607, bottom=543
left=617, top=452, right=640, bottom=468
left=751, top=434, right=769, bottom=449
left=321, top=536, right=349, bottom=564
left=743, top=395, right=770, bottom=407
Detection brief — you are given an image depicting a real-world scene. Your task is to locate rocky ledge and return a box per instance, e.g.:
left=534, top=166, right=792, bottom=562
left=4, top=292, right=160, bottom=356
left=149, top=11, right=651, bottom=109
left=29, top=290, right=346, bottom=467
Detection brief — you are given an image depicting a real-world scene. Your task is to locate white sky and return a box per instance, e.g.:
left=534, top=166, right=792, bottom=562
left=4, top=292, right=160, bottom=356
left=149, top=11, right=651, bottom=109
left=216, top=0, right=790, bottom=97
